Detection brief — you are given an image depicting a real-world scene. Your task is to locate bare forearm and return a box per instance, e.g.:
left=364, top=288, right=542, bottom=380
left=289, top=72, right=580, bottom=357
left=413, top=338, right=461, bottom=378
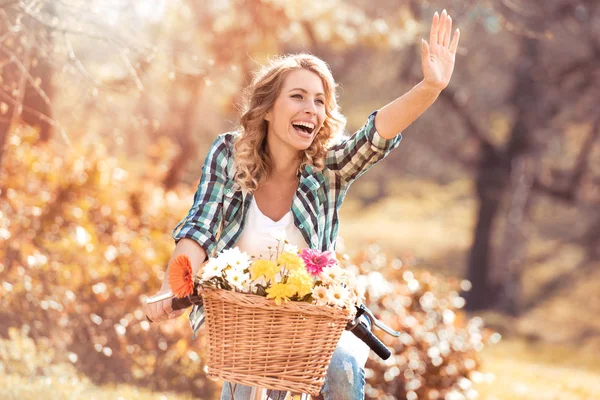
left=160, top=238, right=207, bottom=291
left=375, top=80, right=442, bottom=139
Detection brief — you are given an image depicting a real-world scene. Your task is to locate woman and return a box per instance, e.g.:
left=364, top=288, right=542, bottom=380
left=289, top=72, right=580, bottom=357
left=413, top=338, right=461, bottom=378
left=144, top=10, right=459, bottom=400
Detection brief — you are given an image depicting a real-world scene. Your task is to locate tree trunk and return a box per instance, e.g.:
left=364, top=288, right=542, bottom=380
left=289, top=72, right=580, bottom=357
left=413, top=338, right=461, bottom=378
left=464, top=144, right=507, bottom=310
left=465, top=36, right=539, bottom=311
left=0, top=5, right=54, bottom=166
left=21, top=48, right=54, bottom=143
left=21, top=4, right=55, bottom=143
left=162, top=76, right=202, bottom=190
left=494, top=156, right=535, bottom=315
left=0, top=104, right=13, bottom=169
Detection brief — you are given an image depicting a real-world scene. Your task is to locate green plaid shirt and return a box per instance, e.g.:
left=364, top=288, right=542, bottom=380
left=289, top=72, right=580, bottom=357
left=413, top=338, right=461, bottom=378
left=172, top=110, right=402, bottom=255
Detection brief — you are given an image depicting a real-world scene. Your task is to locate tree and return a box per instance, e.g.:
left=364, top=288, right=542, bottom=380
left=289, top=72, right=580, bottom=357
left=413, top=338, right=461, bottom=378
left=0, top=0, right=163, bottom=164
left=434, top=0, right=600, bottom=312
left=1, top=1, right=56, bottom=163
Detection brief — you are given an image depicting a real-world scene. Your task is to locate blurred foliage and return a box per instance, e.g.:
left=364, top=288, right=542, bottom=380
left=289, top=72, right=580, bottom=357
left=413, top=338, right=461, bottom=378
left=0, top=125, right=219, bottom=397
left=1, top=126, right=495, bottom=399
left=341, top=247, right=497, bottom=400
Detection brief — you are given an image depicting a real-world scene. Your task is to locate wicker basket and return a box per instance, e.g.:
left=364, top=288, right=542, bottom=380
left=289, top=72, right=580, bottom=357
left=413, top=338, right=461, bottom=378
left=200, top=287, right=353, bottom=396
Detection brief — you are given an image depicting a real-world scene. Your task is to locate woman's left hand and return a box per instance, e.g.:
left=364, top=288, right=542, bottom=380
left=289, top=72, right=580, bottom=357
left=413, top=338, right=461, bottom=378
left=421, top=9, right=460, bottom=91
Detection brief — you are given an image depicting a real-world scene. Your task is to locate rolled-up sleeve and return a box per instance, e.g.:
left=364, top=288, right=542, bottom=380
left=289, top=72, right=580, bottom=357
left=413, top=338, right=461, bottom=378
left=172, top=134, right=229, bottom=255
left=325, top=110, right=402, bottom=185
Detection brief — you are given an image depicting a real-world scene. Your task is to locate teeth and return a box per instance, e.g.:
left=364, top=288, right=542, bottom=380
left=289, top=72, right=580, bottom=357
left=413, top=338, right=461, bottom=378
left=292, top=121, right=315, bottom=130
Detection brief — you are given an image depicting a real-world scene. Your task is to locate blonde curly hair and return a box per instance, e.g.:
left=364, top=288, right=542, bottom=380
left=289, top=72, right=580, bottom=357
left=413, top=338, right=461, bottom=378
left=233, top=53, right=346, bottom=192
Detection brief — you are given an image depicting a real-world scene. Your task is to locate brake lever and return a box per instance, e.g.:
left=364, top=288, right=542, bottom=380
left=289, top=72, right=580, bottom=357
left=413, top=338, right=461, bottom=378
left=356, top=304, right=401, bottom=337
left=145, top=291, right=175, bottom=304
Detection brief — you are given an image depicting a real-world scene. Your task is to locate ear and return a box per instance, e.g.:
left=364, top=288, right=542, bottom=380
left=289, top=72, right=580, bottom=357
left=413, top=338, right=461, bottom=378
left=264, top=111, right=272, bottom=122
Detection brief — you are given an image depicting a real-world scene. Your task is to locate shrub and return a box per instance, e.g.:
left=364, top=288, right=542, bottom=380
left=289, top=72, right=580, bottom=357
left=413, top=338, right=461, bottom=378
left=0, top=126, right=219, bottom=397
left=341, top=245, right=497, bottom=400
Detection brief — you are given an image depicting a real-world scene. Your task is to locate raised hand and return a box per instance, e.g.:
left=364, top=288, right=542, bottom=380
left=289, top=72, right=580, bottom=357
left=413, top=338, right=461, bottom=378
left=421, top=9, right=460, bottom=91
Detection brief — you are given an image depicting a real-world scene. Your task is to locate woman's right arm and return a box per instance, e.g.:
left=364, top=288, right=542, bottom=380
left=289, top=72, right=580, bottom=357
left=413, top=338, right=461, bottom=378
left=143, top=134, right=232, bottom=323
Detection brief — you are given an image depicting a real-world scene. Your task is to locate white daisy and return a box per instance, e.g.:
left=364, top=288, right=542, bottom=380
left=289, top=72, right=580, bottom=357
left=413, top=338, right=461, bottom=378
left=219, top=247, right=252, bottom=272
left=200, top=259, right=226, bottom=282
left=319, top=264, right=345, bottom=285
left=327, top=284, right=350, bottom=308
left=312, top=285, right=332, bottom=306
left=209, top=253, right=231, bottom=270
left=225, top=268, right=250, bottom=291
left=345, top=274, right=365, bottom=306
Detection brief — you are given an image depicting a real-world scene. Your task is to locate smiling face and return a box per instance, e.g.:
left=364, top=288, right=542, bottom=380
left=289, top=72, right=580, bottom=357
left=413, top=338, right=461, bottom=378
left=264, top=68, right=327, bottom=153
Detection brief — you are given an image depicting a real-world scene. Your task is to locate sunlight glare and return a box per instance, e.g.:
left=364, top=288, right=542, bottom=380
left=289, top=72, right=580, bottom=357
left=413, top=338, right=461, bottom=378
left=135, top=0, right=168, bottom=22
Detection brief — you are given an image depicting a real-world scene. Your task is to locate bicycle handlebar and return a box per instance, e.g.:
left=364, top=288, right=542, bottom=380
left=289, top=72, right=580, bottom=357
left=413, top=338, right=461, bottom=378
left=344, top=303, right=399, bottom=360
left=347, top=319, right=391, bottom=359
left=145, top=292, right=399, bottom=360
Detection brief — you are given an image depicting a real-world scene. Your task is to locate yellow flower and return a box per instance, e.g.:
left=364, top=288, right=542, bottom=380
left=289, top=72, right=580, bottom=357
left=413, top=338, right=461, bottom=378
left=287, top=269, right=313, bottom=297
left=249, top=260, right=279, bottom=281
left=266, top=282, right=295, bottom=305
left=277, top=252, right=304, bottom=272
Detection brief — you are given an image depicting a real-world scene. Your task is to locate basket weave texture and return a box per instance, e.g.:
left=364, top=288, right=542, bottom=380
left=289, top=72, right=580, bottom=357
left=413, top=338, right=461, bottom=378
left=201, top=287, right=353, bottom=396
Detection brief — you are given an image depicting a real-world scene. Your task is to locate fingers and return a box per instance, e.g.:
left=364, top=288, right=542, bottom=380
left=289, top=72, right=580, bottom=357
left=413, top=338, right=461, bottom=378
left=156, top=299, right=173, bottom=322
left=438, top=10, right=447, bottom=46
left=444, top=15, right=452, bottom=48
left=144, top=298, right=173, bottom=323
left=421, top=39, right=430, bottom=65
left=143, top=303, right=162, bottom=323
left=429, top=11, right=439, bottom=46
left=161, top=297, right=174, bottom=315
left=450, top=28, right=460, bottom=55
left=169, top=309, right=185, bottom=319
left=432, top=9, right=455, bottom=49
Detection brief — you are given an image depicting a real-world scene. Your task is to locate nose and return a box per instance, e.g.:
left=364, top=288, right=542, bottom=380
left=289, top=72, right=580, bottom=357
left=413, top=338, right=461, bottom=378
left=304, top=100, right=317, bottom=115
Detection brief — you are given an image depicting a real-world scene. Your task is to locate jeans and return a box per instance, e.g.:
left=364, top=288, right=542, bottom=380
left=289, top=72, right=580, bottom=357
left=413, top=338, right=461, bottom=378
left=220, top=315, right=371, bottom=400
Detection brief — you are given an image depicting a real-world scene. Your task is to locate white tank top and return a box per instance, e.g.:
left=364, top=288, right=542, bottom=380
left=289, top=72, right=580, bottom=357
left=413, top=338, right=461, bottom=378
left=234, top=196, right=308, bottom=259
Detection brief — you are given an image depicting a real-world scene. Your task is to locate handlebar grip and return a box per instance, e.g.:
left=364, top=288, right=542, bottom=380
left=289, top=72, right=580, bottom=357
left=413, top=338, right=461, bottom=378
left=351, top=321, right=391, bottom=360
left=172, top=294, right=204, bottom=311
left=145, top=295, right=200, bottom=323
left=171, top=296, right=192, bottom=311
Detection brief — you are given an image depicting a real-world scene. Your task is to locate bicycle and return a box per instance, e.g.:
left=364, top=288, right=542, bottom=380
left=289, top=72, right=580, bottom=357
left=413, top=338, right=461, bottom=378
left=146, top=291, right=400, bottom=400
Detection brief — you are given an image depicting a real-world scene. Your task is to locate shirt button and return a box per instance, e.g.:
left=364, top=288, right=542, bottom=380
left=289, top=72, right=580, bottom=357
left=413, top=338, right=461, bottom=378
left=299, top=224, right=304, bottom=228
left=225, top=189, right=230, bottom=193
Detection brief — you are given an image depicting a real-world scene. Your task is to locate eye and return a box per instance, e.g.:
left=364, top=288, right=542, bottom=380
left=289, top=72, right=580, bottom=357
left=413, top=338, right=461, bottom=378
left=315, top=98, right=325, bottom=105
left=291, top=94, right=303, bottom=99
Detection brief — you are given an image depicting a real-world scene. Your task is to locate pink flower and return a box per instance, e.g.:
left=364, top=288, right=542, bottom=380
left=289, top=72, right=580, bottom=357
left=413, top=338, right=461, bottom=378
left=300, top=249, right=337, bottom=276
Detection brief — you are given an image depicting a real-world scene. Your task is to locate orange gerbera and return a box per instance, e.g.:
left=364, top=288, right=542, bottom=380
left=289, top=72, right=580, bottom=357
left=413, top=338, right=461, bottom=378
left=168, top=254, right=194, bottom=298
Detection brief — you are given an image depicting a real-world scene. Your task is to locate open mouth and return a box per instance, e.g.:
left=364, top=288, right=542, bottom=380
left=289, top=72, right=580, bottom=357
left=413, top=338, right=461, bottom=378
left=291, top=121, right=315, bottom=138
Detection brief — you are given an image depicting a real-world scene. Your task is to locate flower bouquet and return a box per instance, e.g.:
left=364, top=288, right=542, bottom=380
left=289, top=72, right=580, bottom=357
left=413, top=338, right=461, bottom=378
left=167, top=231, right=362, bottom=395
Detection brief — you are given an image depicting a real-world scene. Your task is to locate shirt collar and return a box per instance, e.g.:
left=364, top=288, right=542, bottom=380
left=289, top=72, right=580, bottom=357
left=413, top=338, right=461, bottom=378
left=230, top=164, right=323, bottom=198
left=298, top=164, right=323, bottom=192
